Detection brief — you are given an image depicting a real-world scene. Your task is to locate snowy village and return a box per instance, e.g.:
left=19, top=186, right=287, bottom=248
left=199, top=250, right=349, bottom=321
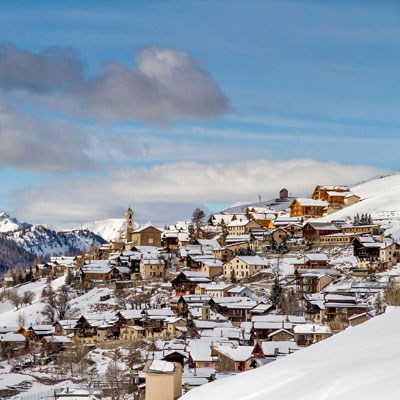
left=0, top=176, right=400, bottom=400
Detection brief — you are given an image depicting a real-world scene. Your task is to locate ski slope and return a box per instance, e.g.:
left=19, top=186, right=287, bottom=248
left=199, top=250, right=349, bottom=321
left=182, top=307, right=400, bottom=400
left=320, top=173, right=400, bottom=239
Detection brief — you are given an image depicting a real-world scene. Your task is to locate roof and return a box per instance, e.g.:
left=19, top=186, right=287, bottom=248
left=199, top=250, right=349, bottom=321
left=217, top=345, right=254, bottom=362
left=235, top=256, right=269, bottom=266
left=293, top=324, right=332, bottom=335
left=292, top=198, right=328, bottom=207
left=147, top=360, right=175, bottom=373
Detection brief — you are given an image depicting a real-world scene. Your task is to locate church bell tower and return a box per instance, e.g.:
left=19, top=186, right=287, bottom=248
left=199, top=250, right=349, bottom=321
left=125, top=206, right=134, bottom=243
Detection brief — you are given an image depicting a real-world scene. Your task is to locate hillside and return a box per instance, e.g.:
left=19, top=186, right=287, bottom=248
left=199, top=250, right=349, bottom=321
left=182, top=307, right=400, bottom=400
left=0, top=236, right=35, bottom=274
left=3, top=226, right=106, bottom=259
left=320, top=173, right=400, bottom=239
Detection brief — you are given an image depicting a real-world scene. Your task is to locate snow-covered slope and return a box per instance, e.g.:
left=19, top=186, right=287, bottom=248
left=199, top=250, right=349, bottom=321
left=321, top=173, right=400, bottom=239
left=4, top=226, right=106, bottom=259
left=81, top=218, right=138, bottom=242
left=182, top=307, right=400, bottom=400
left=0, top=212, right=30, bottom=233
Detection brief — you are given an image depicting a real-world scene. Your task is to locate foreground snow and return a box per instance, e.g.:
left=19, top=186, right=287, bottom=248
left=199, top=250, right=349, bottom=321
left=182, top=307, right=400, bottom=400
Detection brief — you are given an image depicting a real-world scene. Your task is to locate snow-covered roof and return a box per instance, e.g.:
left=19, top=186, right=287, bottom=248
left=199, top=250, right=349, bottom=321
left=236, top=256, right=269, bottom=266
left=292, top=198, right=328, bottom=207
left=293, top=324, right=332, bottom=335
left=217, top=345, right=254, bottom=362
left=148, top=360, right=175, bottom=373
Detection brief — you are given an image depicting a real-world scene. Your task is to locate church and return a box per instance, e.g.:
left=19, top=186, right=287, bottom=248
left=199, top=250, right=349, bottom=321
left=124, top=206, right=162, bottom=248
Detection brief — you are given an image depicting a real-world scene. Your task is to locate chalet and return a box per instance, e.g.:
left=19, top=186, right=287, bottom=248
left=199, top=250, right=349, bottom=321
left=294, top=253, right=329, bottom=270
left=0, top=333, right=27, bottom=358
left=311, top=185, right=350, bottom=201
left=289, top=198, right=328, bottom=219
left=212, top=246, right=235, bottom=262
left=302, top=293, right=325, bottom=324
left=295, top=269, right=340, bottom=294
left=26, top=325, right=54, bottom=342
left=169, top=295, right=212, bottom=318
left=53, top=320, right=78, bottom=337
left=353, top=237, right=397, bottom=273
left=74, top=314, right=121, bottom=343
left=223, top=255, right=269, bottom=281
left=293, top=324, right=332, bottom=346
left=171, top=272, right=211, bottom=296
left=324, top=294, right=368, bottom=331
left=302, top=221, right=340, bottom=241
left=226, top=219, right=262, bottom=235
left=251, top=315, right=306, bottom=340
left=200, top=283, right=234, bottom=298
left=80, top=261, right=112, bottom=282
left=216, top=345, right=254, bottom=371
left=199, top=259, right=224, bottom=278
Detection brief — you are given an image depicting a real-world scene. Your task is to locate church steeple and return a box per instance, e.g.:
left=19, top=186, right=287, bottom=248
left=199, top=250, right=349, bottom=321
left=125, top=206, right=134, bottom=243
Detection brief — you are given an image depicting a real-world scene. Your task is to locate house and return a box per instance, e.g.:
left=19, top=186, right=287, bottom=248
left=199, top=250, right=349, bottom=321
left=311, top=185, right=350, bottom=201
left=223, top=256, right=269, bottom=281
left=80, top=261, right=112, bottom=282
left=289, top=198, right=328, bottom=219
left=171, top=272, right=211, bottom=296
left=293, top=253, right=329, bottom=270
left=199, top=259, right=224, bottom=278
left=226, top=219, right=262, bottom=235
left=140, top=259, right=165, bottom=279
left=295, top=269, right=340, bottom=294
left=302, top=221, right=340, bottom=242
left=201, top=283, right=234, bottom=298
left=324, top=294, right=368, bottom=331
left=216, top=345, right=254, bottom=371
left=53, top=320, right=78, bottom=337
left=144, top=360, right=182, bottom=400
left=0, top=333, right=27, bottom=358
left=353, top=237, right=397, bottom=273
left=293, top=324, right=332, bottom=346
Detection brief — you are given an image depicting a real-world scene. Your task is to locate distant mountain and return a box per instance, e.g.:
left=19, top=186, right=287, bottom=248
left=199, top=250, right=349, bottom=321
left=81, top=218, right=139, bottom=242
left=3, top=225, right=106, bottom=259
left=320, top=173, right=400, bottom=239
left=0, top=212, right=31, bottom=233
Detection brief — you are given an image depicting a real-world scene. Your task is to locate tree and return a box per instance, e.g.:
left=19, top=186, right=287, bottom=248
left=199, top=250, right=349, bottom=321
left=22, top=290, right=35, bottom=306
left=374, top=292, right=384, bottom=315
left=188, top=224, right=196, bottom=244
left=269, top=277, right=283, bottom=308
left=230, top=269, right=237, bottom=284
left=385, top=280, right=400, bottom=306
left=65, top=269, right=74, bottom=286
left=17, top=312, right=27, bottom=328
left=191, top=208, right=206, bottom=238
left=8, top=289, right=22, bottom=310
left=280, top=288, right=302, bottom=315
left=41, top=284, right=75, bottom=323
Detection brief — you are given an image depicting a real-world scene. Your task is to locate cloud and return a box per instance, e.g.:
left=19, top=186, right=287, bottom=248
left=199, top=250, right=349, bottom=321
left=0, top=104, right=95, bottom=173
left=0, top=43, right=83, bottom=92
left=0, top=44, right=229, bottom=123
left=12, top=159, right=386, bottom=226
left=75, top=47, right=229, bottom=123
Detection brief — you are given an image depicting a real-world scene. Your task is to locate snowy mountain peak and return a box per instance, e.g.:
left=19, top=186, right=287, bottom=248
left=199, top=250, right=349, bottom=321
left=0, top=212, right=31, bottom=233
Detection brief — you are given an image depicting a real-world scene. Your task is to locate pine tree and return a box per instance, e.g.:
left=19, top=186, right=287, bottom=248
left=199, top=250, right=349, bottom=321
left=269, top=277, right=283, bottom=308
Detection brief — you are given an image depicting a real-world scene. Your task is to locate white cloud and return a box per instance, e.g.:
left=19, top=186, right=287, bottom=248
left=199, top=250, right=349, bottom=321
left=12, top=159, right=386, bottom=226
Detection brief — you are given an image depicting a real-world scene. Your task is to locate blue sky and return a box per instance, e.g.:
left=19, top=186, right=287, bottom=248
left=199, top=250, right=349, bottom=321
left=0, top=1, right=398, bottom=225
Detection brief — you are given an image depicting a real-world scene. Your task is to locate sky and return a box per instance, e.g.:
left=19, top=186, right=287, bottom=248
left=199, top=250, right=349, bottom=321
left=0, top=0, right=399, bottom=227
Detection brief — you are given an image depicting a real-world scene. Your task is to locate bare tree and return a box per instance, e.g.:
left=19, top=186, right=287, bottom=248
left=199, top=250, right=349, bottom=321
left=41, top=284, right=75, bottom=323
left=8, top=289, right=22, bottom=310
left=22, top=290, right=35, bottom=306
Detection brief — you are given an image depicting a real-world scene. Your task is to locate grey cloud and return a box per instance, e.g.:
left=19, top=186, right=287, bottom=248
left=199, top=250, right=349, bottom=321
left=73, top=46, right=230, bottom=123
left=0, top=105, right=95, bottom=173
left=0, top=43, right=83, bottom=92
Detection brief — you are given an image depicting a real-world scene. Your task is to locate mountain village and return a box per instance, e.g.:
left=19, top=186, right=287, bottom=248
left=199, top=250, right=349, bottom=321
left=0, top=178, right=400, bottom=400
